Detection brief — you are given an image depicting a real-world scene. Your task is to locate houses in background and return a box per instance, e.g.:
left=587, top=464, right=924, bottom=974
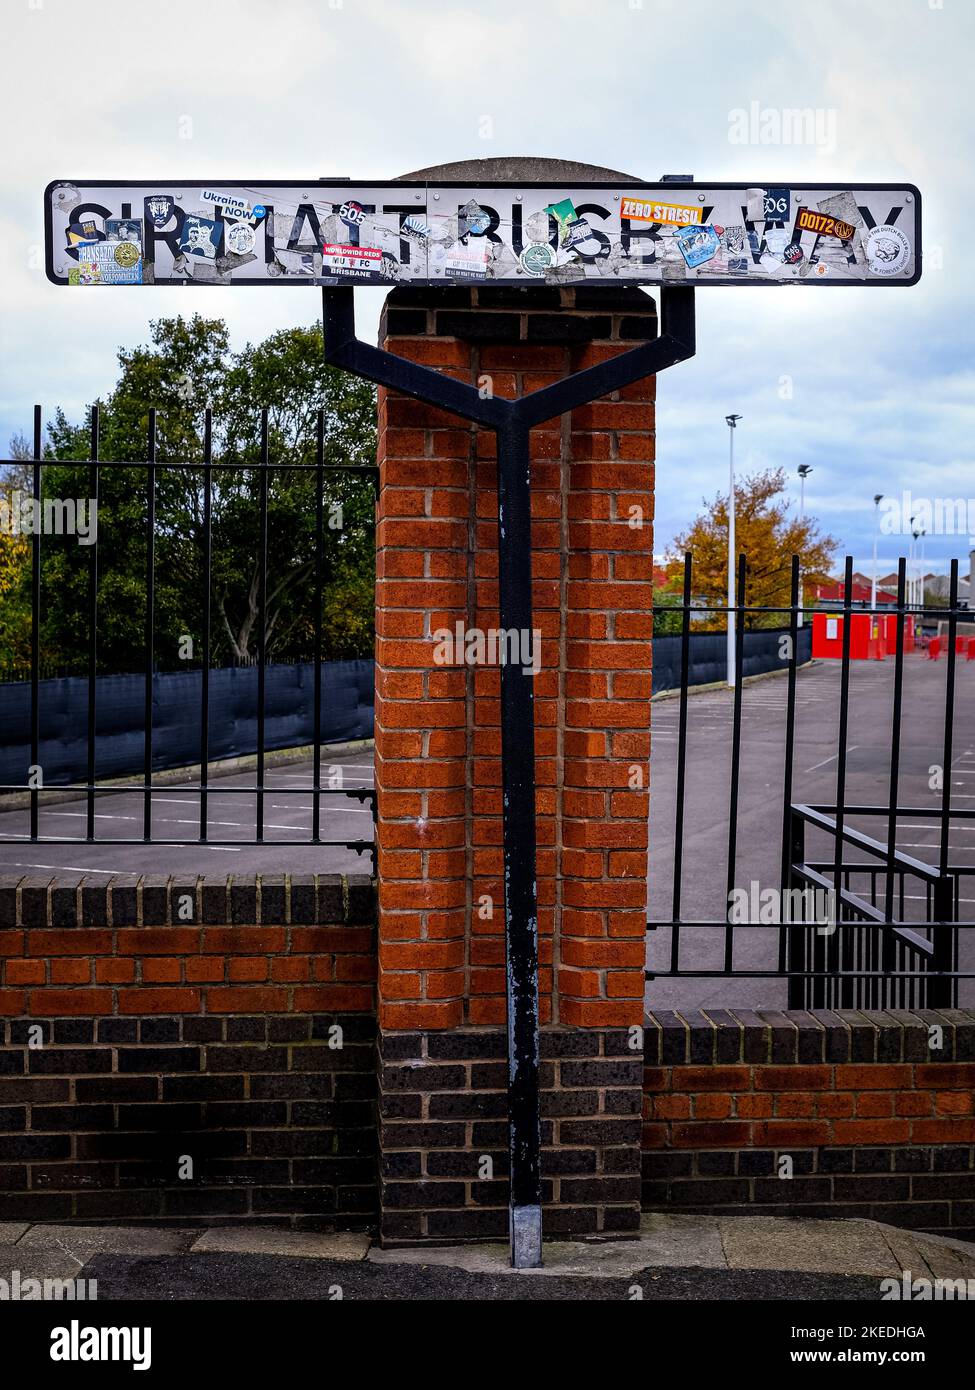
left=815, top=551, right=973, bottom=610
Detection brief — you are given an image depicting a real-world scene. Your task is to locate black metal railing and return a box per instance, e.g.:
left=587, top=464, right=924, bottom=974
left=648, top=551, right=973, bottom=1009
left=0, top=404, right=378, bottom=865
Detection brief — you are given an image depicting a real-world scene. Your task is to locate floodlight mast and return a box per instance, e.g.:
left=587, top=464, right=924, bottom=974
left=725, top=415, right=742, bottom=686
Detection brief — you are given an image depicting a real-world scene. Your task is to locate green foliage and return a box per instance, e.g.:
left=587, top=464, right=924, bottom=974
left=652, top=577, right=686, bottom=636
left=11, top=315, right=377, bottom=673
left=667, top=467, right=837, bottom=632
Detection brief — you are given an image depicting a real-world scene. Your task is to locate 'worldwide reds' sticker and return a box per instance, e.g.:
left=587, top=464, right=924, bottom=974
left=322, top=243, right=381, bottom=279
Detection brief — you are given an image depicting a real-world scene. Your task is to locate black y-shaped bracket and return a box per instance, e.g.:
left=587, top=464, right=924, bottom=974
left=322, top=284, right=696, bottom=1269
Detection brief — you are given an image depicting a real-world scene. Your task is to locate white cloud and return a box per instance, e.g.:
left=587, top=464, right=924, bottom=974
left=1, top=0, right=973, bottom=578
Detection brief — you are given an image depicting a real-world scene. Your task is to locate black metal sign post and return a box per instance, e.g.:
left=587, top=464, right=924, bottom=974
left=321, top=285, right=696, bottom=1267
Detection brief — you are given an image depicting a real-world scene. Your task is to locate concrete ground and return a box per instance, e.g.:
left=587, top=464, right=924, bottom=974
left=2, top=1213, right=973, bottom=1301
left=648, top=656, right=975, bottom=1009
left=0, top=745, right=375, bottom=879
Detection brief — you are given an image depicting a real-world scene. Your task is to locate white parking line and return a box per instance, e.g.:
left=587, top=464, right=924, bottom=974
left=895, top=817, right=973, bottom=828
left=804, top=747, right=859, bottom=773
left=903, top=894, right=975, bottom=904
left=0, top=861, right=123, bottom=874
left=31, top=809, right=372, bottom=831
left=898, top=841, right=975, bottom=849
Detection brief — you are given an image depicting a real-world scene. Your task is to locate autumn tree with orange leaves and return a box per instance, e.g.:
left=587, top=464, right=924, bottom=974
left=665, top=467, right=836, bottom=630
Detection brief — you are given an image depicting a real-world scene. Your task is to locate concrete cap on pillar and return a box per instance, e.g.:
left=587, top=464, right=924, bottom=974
left=383, top=156, right=657, bottom=326
left=396, top=156, right=642, bottom=183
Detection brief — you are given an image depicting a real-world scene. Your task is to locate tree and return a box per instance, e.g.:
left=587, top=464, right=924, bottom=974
left=0, top=525, right=30, bottom=671
left=651, top=573, right=687, bottom=636
left=9, top=315, right=377, bottom=673
left=1, top=436, right=38, bottom=673
left=213, top=324, right=376, bottom=663
left=666, top=467, right=836, bottom=629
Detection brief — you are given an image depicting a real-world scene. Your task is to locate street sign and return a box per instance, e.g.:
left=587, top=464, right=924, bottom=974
left=45, top=180, right=921, bottom=288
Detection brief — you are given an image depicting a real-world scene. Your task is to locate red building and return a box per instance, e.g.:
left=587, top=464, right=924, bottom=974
left=813, top=576, right=898, bottom=607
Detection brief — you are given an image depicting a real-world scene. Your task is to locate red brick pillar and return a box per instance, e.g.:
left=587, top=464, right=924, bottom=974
left=374, top=283, right=655, bottom=1245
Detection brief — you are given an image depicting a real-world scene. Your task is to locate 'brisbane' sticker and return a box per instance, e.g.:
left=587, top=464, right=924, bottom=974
left=796, top=207, right=856, bottom=241
left=322, top=243, right=382, bottom=278
left=620, top=198, right=703, bottom=226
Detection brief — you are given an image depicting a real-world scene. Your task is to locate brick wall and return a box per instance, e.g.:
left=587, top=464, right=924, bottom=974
left=374, top=283, right=656, bottom=1032
left=0, top=873, right=377, bottom=1227
left=4, top=873, right=971, bottom=1243
left=371, top=281, right=657, bottom=1242
left=643, top=1009, right=975, bottom=1239
left=379, top=1027, right=643, bottom=1245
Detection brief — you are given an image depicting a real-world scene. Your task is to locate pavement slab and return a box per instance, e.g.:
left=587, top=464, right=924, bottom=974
left=369, top=1212, right=727, bottom=1277
left=190, top=1227, right=370, bottom=1261
left=899, top=1233, right=975, bottom=1283
left=878, top=1225, right=935, bottom=1282
left=15, top=1224, right=196, bottom=1256
left=0, top=1242, right=93, bottom=1287
left=718, top=1216, right=902, bottom=1277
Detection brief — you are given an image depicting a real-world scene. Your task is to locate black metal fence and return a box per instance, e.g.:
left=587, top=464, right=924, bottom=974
left=4, top=408, right=972, bottom=1008
left=652, top=623, right=812, bottom=694
left=649, top=552, right=973, bottom=1010
left=0, top=405, right=377, bottom=862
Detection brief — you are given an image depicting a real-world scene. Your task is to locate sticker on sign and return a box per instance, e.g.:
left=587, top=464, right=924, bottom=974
left=322, top=243, right=383, bottom=280
left=44, top=180, right=922, bottom=287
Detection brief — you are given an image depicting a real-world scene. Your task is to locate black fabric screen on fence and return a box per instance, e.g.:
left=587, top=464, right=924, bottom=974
left=0, top=634, right=806, bottom=788
left=0, top=660, right=374, bottom=787
left=651, top=625, right=812, bottom=695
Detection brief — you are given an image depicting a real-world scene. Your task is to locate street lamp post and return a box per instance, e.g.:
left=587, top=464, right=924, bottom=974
left=797, top=465, right=812, bottom=628
left=911, top=522, right=921, bottom=609
left=726, top=414, right=742, bottom=687
left=871, top=493, right=883, bottom=611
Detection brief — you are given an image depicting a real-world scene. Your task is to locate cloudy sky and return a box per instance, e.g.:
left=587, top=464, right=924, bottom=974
left=2, top=0, right=973, bottom=577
